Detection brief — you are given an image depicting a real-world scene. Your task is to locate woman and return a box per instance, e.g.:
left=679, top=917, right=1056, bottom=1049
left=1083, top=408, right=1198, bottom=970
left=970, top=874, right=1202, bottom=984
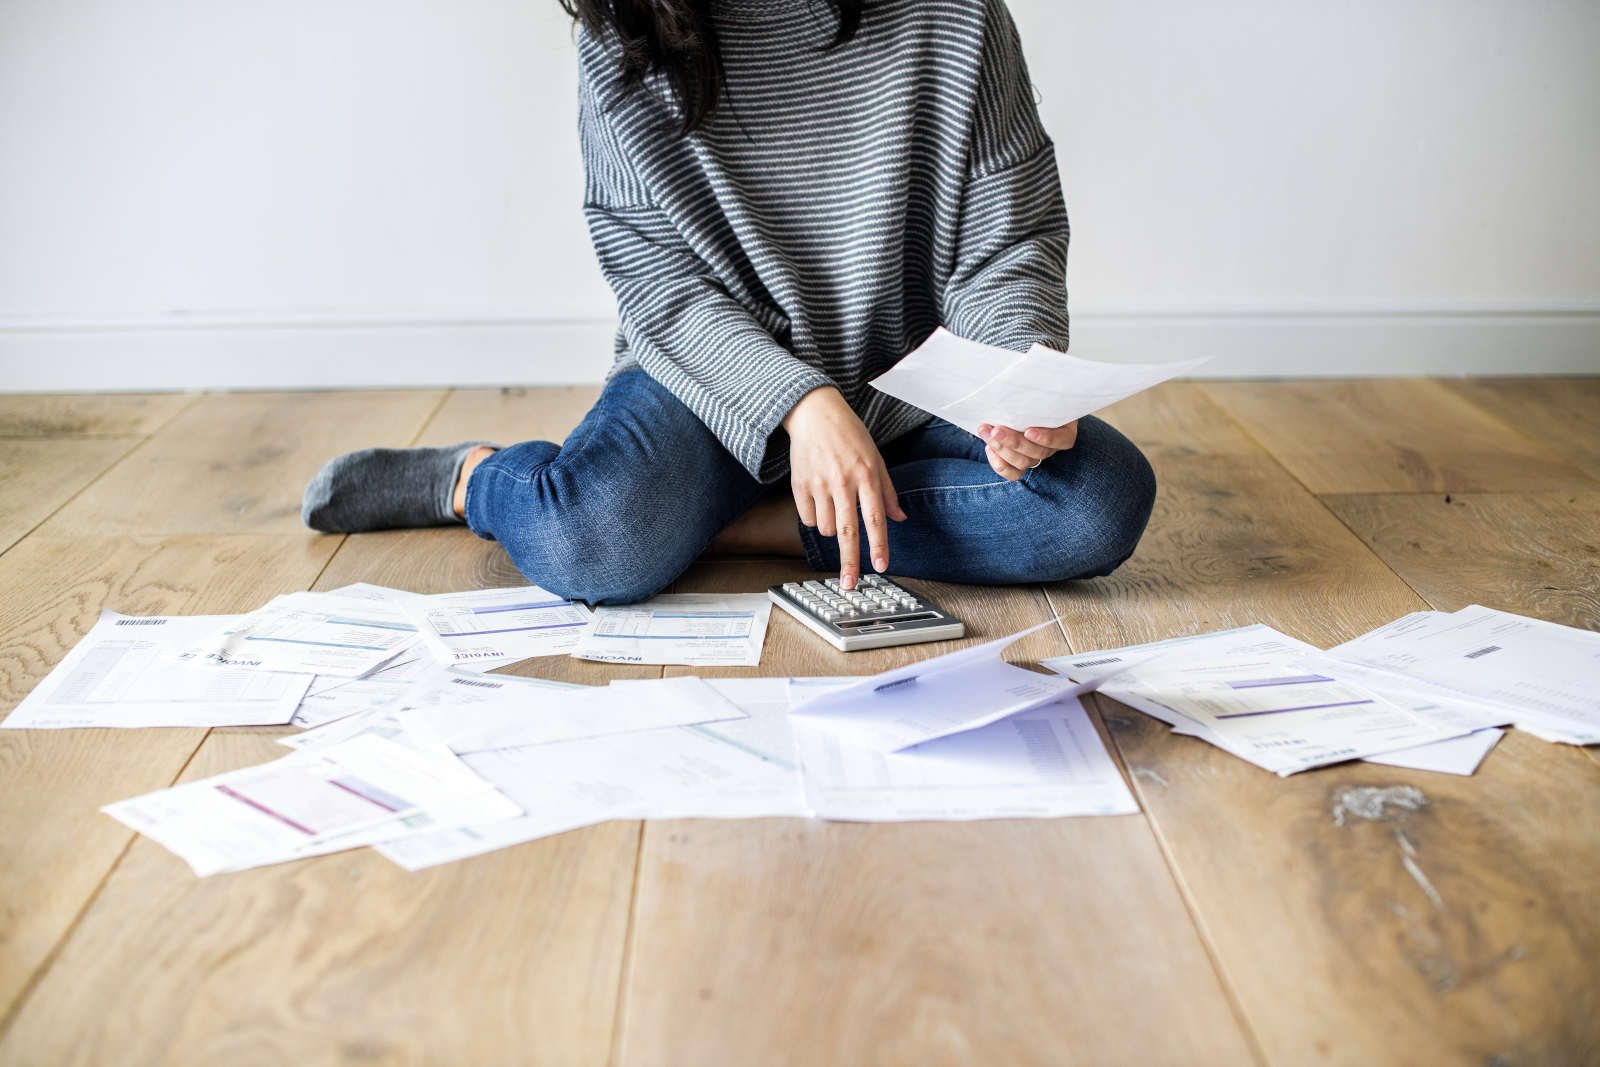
left=303, top=0, right=1156, bottom=603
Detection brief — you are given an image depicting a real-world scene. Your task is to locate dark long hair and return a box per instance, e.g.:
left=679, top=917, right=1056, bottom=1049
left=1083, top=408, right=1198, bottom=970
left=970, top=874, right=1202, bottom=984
left=560, top=0, right=866, bottom=135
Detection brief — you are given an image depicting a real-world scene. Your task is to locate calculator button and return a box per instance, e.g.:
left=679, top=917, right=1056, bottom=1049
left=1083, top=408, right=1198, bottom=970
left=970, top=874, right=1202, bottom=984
left=822, top=610, right=842, bottom=622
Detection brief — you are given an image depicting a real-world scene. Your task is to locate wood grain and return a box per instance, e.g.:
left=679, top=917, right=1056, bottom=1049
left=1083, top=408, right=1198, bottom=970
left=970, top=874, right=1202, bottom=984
left=1051, top=385, right=1600, bottom=1065
left=618, top=560, right=1258, bottom=1067
left=0, top=393, right=195, bottom=438
left=1097, top=698, right=1600, bottom=1067
left=417, top=385, right=601, bottom=448
left=0, top=732, right=640, bottom=1067
left=39, top=390, right=446, bottom=535
left=1441, top=377, right=1600, bottom=481
left=1060, top=383, right=1429, bottom=650
left=1198, top=379, right=1599, bottom=494
left=0, top=534, right=340, bottom=1021
left=1322, top=492, right=1600, bottom=630
left=0, top=438, right=139, bottom=555
left=314, top=525, right=660, bottom=685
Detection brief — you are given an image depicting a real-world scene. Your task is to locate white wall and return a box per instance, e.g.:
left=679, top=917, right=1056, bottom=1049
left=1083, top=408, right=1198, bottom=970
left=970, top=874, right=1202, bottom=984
left=1, top=0, right=1597, bottom=390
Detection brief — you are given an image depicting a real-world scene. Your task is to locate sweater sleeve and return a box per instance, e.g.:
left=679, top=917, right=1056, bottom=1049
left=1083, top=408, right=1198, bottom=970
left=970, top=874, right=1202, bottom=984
left=578, top=40, right=835, bottom=483
left=941, top=0, right=1073, bottom=356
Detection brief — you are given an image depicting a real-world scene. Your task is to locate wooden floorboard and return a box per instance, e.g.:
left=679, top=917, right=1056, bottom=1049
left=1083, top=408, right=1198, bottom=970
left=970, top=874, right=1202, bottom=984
left=0, top=393, right=196, bottom=438
left=1440, top=377, right=1600, bottom=482
left=0, top=438, right=141, bottom=555
left=1199, top=379, right=1600, bottom=494
left=0, top=534, right=340, bottom=1023
left=0, top=733, right=639, bottom=1067
left=1051, top=383, right=1600, bottom=1067
left=1323, top=491, right=1600, bottom=629
left=615, top=560, right=1258, bottom=1067
left=417, top=386, right=601, bottom=448
left=0, top=379, right=1593, bottom=1065
left=38, top=391, right=447, bottom=536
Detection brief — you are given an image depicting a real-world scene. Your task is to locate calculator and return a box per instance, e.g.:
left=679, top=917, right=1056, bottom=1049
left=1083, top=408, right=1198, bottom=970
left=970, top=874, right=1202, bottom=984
left=767, top=575, right=965, bottom=652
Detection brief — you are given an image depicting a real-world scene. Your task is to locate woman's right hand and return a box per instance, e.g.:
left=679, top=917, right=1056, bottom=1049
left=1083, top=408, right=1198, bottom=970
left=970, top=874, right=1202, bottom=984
left=783, top=386, right=907, bottom=590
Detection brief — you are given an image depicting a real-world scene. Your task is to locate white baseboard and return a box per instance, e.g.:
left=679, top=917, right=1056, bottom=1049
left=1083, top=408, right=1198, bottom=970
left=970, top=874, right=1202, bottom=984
left=0, top=305, right=1596, bottom=392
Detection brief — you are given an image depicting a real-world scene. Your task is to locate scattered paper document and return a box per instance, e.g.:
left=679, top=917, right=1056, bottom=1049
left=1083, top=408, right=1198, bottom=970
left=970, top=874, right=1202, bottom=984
left=791, top=678, right=1137, bottom=821
left=398, top=585, right=593, bottom=671
left=789, top=620, right=1117, bottom=753
left=868, top=327, right=1208, bottom=436
left=1103, top=657, right=1462, bottom=774
left=642, top=678, right=812, bottom=819
left=1326, top=605, right=1600, bottom=744
left=570, top=593, right=771, bottom=667
left=325, top=582, right=414, bottom=602
left=1043, top=625, right=1505, bottom=773
left=175, top=591, right=422, bottom=678
left=1362, top=728, right=1504, bottom=776
left=291, top=652, right=451, bottom=729
left=394, top=671, right=747, bottom=755
left=4, top=610, right=311, bottom=729
left=102, top=734, right=506, bottom=876
left=377, top=721, right=790, bottom=871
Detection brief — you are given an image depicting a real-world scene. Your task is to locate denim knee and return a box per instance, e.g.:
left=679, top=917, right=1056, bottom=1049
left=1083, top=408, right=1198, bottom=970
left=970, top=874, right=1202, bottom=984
left=1033, top=416, right=1157, bottom=581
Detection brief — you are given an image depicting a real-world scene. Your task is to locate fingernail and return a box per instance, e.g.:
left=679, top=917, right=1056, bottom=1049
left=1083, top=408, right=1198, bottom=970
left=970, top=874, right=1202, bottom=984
left=873, top=557, right=886, bottom=571
left=1026, top=428, right=1041, bottom=441
left=978, top=425, right=992, bottom=439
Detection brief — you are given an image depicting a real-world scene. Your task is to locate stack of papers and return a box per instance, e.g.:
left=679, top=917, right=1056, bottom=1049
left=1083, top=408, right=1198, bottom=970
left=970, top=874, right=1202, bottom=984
left=175, top=592, right=423, bottom=677
left=868, top=327, right=1208, bottom=435
left=1324, top=605, right=1600, bottom=745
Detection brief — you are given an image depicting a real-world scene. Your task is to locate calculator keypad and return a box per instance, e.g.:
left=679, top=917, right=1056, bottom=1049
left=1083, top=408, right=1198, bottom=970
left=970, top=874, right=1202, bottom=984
left=782, top=577, right=922, bottom=622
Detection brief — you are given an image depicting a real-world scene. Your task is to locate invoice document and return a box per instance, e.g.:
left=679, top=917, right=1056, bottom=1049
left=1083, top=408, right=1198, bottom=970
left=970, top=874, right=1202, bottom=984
left=790, top=678, right=1137, bottom=821
left=1105, top=657, right=1460, bottom=774
left=175, top=592, right=422, bottom=678
left=102, top=733, right=504, bottom=876
left=1044, top=624, right=1507, bottom=775
left=1326, top=605, right=1600, bottom=743
left=398, top=585, right=593, bottom=671
left=569, top=593, right=771, bottom=667
left=788, top=620, right=1113, bottom=752
left=4, top=610, right=311, bottom=729
left=394, top=671, right=747, bottom=755
left=639, top=678, right=812, bottom=819
left=868, top=327, right=1208, bottom=436
left=376, top=721, right=790, bottom=871
left=291, top=651, right=451, bottom=729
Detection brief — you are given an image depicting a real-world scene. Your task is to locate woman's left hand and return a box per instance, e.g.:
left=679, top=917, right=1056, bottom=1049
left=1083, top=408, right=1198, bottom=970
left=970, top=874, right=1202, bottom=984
left=977, top=421, right=1079, bottom=481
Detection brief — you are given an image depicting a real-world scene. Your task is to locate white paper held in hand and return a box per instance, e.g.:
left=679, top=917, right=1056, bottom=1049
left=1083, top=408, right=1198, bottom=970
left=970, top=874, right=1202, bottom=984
left=868, top=327, right=1208, bottom=436
left=4, top=610, right=311, bottom=729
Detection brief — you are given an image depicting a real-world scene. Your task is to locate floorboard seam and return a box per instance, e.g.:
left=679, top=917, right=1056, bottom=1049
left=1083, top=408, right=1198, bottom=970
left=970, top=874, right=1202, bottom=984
left=606, top=821, right=650, bottom=1067
left=409, top=388, right=457, bottom=447
left=1087, top=693, right=1275, bottom=1067
left=0, top=726, right=213, bottom=1042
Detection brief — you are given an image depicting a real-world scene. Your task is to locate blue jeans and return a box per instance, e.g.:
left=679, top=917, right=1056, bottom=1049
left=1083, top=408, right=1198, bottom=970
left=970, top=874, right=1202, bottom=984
left=464, top=369, right=1156, bottom=604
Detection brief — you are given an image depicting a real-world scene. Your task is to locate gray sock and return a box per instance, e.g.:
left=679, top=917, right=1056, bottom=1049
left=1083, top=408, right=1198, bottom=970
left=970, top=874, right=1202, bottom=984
left=301, top=441, right=500, bottom=533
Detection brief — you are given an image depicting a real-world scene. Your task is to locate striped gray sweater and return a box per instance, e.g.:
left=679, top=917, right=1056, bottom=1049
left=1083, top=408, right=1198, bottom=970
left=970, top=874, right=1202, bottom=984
left=579, top=0, right=1070, bottom=482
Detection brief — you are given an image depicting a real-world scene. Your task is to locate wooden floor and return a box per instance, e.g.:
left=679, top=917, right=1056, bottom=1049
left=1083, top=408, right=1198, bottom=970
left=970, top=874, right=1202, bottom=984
left=0, top=379, right=1596, bottom=1067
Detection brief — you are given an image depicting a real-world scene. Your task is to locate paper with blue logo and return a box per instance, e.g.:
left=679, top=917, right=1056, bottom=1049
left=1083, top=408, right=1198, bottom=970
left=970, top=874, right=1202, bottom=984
left=397, top=584, right=593, bottom=671
left=172, top=591, right=421, bottom=678
left=569, top=593, right=771, bottom=667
